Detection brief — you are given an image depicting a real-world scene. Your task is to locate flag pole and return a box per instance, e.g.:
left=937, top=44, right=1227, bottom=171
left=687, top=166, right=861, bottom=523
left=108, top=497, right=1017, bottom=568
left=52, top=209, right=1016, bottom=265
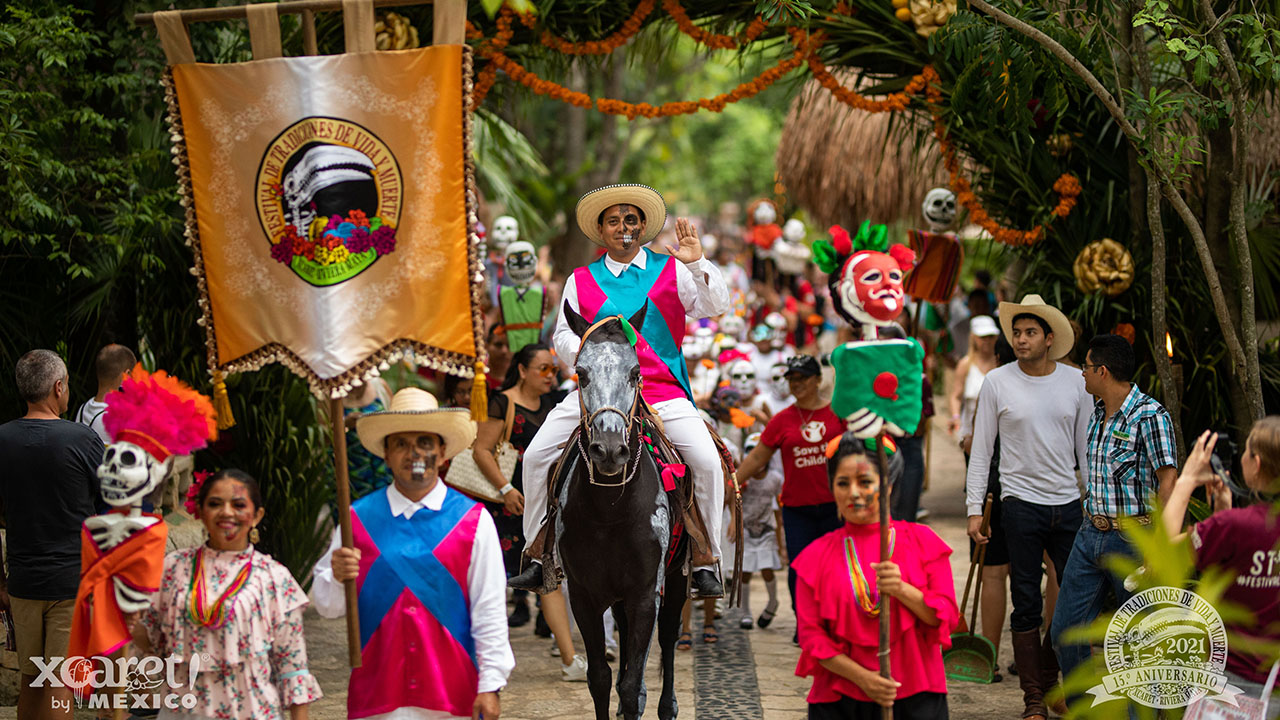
left=875, top=429, right=893, bottom=720
left=330, top=397, right=362, bottom=668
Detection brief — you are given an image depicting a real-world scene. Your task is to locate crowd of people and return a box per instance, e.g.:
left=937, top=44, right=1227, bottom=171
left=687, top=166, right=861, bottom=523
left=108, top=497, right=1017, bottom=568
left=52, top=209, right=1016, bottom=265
left=0, top=184, right=1277, bottom=720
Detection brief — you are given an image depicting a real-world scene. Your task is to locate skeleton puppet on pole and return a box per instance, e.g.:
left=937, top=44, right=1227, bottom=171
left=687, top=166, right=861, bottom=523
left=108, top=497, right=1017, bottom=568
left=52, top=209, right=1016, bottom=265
left=816, top=222, right=925, bottom=719
left=498, top=240, right=545, bottom=354
left=68, top=365, right=218, bottom=662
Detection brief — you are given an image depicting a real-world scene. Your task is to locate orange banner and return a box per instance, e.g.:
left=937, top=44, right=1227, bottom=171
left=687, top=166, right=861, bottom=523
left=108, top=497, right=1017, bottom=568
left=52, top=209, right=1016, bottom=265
left=165, top=45, right=482, bottom=396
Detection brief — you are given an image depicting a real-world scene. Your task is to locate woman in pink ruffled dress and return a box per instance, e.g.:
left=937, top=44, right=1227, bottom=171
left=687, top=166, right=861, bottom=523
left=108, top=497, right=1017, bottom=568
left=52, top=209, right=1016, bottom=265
left=793, top=434, right=959, bottom=719
left=134, top=469, right=322, bottom=720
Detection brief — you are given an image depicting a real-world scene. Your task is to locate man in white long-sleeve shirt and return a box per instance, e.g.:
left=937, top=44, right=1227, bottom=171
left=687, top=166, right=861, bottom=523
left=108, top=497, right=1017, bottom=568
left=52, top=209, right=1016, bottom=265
left=312, top=388, right=513, bottom=720
left=964, top=294, right=1090, bottom=720
left=508, top=184, right=731, bottom=598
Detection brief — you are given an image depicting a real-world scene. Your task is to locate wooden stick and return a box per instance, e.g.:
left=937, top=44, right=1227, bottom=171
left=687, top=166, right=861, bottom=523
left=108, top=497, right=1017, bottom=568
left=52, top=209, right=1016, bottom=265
left=301, top=9, right=318, bottom=55
left=874, top=429, right=893, bottom=720
left=330, top=397, right=362, bottom=668
left=134, top=0, right=429, bottom=27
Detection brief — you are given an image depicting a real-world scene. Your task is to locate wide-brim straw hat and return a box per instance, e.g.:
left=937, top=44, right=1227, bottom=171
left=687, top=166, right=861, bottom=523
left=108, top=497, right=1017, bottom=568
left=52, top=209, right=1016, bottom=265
left=356, top=387, right=476, bottom=461
left=998, top=294, right=1075, bottom=360
left=575, top=184, right=666, bottom=246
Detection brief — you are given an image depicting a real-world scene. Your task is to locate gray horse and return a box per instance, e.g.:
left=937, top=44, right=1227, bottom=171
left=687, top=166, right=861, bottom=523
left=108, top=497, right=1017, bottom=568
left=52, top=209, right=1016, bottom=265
left=555, top=303, right=690, bottom=720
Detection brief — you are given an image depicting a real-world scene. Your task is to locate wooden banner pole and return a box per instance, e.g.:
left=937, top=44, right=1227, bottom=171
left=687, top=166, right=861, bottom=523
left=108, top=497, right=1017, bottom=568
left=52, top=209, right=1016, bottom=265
left=330, top=397, right=362, bottom=668
left=301, top=9, right=318, bottom=54
left=134, top=0, right=430, bottom=27
left=874, top=430, right=893, bottom=720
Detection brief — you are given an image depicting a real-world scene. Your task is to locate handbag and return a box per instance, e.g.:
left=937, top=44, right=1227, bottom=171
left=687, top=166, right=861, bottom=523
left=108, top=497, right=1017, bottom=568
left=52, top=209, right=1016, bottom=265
left=444, top=394, right=518, bottom=503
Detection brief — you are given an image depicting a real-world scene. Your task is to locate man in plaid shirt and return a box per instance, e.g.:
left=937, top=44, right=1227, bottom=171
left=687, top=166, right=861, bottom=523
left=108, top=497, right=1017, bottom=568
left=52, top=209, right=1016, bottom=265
left=1050, top=334, right=1178, bottom=705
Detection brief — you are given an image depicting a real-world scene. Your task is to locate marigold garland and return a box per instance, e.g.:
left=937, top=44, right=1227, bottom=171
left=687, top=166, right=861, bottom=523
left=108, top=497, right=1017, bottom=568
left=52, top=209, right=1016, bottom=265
left=466, top=0, right=1082, bottom=247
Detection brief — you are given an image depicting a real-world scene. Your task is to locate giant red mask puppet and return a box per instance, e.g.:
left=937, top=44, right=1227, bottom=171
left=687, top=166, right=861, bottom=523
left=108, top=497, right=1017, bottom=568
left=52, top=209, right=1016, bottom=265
left=817, top=221, right=916, bottom=332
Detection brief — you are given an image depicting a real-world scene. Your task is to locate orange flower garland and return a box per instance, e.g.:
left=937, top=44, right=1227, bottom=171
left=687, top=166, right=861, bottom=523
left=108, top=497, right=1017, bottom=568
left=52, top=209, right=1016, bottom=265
left=465, top=0, right=1083, bottom=247
left=663, top=0, right=768, bottom=50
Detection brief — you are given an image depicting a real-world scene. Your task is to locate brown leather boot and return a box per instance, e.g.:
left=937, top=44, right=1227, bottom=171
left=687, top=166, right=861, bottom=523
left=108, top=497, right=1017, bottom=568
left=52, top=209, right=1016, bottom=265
left=1012, top=629, right=1048, bottom=719
left=1042, top=629, right=1068, bottom=716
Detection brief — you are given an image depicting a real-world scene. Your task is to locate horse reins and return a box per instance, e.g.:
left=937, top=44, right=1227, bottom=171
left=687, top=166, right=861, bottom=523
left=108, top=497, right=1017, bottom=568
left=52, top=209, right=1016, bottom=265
left=575, top=315, right=644, bottom=487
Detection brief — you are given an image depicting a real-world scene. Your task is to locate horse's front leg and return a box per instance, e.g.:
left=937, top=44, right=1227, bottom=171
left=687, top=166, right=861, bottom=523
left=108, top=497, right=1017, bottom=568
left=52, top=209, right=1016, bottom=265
left=656, top=579, right=687, bottom=720
left=617, top=593, right=659, bottom=720
left=570, top=595, right=614, bottom=720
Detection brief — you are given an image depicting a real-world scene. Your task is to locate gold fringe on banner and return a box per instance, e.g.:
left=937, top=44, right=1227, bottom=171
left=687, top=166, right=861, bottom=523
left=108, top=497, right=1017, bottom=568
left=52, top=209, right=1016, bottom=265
left=470, top=361, right=488, bottom=422
left=212, top=370, right=235, bottom=430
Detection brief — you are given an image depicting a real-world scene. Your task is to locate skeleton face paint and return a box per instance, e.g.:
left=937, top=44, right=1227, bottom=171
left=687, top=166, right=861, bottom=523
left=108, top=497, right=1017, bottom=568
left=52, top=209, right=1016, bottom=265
left=922, top=187, right=957, bottom=230
left=200, top=478, right=264, bottom=550
left=753, top=202, right=777, bottom=226
left=504, top=241, right=538, bottom=286
left=97, top=441, right=170, bottom=508
left=491, top=215, right=519, bottom=251
left=840, top=252, right=906, bottom=326
left=385, top=432, right=441, bottom=488
left=719, top=315, right=746, bottom=341
left=769, top=363, right=791, bottom=398
left=831, top=455, right=884, bottom=525
left=727, top=360, right=757, bottom=397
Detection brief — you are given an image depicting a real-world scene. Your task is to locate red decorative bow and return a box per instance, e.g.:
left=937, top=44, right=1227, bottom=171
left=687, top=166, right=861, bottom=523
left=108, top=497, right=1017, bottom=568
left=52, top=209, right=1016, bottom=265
left=658, top=461, right=686, bottom=492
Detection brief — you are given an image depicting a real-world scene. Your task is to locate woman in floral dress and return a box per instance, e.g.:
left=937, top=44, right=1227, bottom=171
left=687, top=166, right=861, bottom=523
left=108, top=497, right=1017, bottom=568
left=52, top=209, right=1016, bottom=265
left=134, top=469, right=322, bottom=719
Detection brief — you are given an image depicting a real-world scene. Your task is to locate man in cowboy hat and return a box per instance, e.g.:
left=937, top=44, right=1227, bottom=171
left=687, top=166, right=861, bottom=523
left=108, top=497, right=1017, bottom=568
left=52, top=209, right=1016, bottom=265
left=312, top=388, right=514, bottom=720
left=509, top=183, right=731, bottom=598
left=964, top=294, right=1091, bottom=720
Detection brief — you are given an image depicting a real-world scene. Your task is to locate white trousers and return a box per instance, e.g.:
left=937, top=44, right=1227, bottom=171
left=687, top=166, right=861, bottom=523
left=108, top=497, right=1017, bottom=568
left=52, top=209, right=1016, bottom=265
left=521, top=391, right=723, bottom=562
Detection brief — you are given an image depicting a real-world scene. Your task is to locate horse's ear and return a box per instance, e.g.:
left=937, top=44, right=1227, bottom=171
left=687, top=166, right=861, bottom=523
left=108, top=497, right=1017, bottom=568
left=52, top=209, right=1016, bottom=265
left=628, top=304, right=648, bottom=332
left=564, top=300, right=590, bottom=338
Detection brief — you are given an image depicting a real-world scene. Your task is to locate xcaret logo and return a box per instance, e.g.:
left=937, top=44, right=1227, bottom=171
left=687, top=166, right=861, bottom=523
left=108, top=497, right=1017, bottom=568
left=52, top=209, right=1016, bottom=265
left=31, top=653, right=205, bottom=710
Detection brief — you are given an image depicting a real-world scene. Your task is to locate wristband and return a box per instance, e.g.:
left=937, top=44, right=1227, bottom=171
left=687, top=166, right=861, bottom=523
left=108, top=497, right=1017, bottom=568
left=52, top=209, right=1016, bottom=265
left=499, top=483, right=515, bottom=496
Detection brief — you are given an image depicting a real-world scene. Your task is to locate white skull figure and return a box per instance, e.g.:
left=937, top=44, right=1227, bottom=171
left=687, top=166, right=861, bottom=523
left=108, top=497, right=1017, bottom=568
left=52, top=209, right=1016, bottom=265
left=504, top=241, right=538, bottom=287
left=922, top=187, right=957, bottom=231
left=782, top=218, right=806, bottom=243
left=491, top=215, right=519, bottom=252
left=97, top=441, right=171, bottom=508
left=281, top=145, right=377, bottom=234
left=727, top=360, right=758, bottom=397
left=682, top=327, right=715, bottom=360
left=720, top=315, right=746, bottom=341
left=753, top=202, right=777, bottom=226
left=769, top=362, right=791, bottom=399
left=765, top=312, right=788, bottom=349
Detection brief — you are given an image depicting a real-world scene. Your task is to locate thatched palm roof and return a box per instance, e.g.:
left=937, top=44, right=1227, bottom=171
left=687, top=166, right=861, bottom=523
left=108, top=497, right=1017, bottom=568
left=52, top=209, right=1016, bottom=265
left=776, top=69, right=950, bottom=230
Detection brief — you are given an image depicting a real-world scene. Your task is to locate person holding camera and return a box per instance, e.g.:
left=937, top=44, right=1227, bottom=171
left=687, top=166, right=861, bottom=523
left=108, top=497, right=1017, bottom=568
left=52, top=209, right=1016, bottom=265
left=1049, top=334, right=1179, bottom=709
left=1165, top=419, right=1280, bottom=712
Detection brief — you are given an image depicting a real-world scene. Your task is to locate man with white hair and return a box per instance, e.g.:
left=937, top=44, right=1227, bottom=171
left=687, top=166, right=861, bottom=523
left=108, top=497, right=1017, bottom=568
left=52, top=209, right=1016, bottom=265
left=0, top=349, right=103, bottom=719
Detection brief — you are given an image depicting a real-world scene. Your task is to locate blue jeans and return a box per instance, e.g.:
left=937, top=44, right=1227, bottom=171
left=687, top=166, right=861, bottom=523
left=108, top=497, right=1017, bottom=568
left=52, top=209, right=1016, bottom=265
left=1002, top=497, right=1080, bottom=633
left=1050, top=523, right=1137, bottom=700
left=783, top=503, right=843, bottom=614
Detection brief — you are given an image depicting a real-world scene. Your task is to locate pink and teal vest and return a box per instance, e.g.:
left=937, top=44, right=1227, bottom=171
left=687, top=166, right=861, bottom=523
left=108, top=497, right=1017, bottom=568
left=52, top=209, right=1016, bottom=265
left=347, top=487, right=484, bottom=719
left=573, top=248, right=693, bottom=404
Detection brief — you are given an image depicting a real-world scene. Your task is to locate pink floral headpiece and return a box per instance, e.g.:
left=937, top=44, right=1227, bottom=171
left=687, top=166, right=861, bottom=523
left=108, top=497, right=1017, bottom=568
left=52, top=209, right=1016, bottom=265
left=184, top=470, right=213, bottom=516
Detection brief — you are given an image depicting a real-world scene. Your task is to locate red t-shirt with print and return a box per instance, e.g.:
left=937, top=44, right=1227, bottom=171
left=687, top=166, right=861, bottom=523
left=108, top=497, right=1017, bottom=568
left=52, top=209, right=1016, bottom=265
left=760, top=404, right=844, bottom=507
left=1191, top=503, right=1280, bottom=683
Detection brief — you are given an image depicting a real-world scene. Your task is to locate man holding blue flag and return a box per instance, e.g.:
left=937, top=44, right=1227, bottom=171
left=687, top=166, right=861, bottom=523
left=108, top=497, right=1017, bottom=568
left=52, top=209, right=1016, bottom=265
left=313, top=387, right=513, bottom=720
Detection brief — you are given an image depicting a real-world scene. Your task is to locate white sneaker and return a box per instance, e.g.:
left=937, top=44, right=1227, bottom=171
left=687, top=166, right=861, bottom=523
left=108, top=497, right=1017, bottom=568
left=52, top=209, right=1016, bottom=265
left=550, top=643, right=561, bottom=657
left=605, top=645, right=618, bottom=662
left=561, top=654, right=588, bottom=682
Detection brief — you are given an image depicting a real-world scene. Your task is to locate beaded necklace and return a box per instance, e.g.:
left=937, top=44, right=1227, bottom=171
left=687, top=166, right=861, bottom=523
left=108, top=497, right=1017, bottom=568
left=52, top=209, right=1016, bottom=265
left=187, top=546, right=253, bottom=629
left=843, top=527, right=896, bottom=616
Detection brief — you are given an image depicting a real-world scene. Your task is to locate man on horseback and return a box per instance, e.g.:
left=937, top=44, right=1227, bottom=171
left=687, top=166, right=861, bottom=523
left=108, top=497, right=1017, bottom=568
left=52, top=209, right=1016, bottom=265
left=509, top=184, right=731, bottom=598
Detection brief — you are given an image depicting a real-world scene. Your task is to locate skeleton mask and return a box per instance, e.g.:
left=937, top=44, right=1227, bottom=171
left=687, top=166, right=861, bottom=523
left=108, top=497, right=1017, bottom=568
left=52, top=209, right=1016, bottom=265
left=683, top=327, right=715, bottom=360
left=840, top=251, right=907, bottom=326
left=98, top=441, right=171, bottom=508
left=765, top=312, right=787, bottom=349
left=727, top=360, right=758, bottom=397
left=922, top=188, right=957, bottom=231
left=720, top=315, right=746, bottom=341
left=769, top=363, right=791, bottom=398
left=504, top=241, right=538, bottom=287
left=753, top=202, right=777, bottom=226
left=491, top=215, right=519, bottom=252
left=783, top=218, right=806, bottom=243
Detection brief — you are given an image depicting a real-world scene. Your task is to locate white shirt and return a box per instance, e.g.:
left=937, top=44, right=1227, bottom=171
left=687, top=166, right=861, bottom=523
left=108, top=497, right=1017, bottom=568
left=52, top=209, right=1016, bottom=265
left=964, top=362, right=1091, bottom=516
left=311, top=482, right=514, bottom=713
left=553, top=249, right=730, bottom=371
left=76, top=397, right=111, bottom=444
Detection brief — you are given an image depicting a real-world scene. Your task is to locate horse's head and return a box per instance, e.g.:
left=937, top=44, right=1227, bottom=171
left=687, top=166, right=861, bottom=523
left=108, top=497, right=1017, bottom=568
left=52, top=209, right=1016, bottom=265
left=564, top=301, right=647, bottom=476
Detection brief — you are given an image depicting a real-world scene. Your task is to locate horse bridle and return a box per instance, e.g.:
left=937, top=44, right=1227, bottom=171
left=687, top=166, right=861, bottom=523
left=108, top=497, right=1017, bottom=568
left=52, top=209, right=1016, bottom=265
left=576, top=315, right=644, bottom=487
